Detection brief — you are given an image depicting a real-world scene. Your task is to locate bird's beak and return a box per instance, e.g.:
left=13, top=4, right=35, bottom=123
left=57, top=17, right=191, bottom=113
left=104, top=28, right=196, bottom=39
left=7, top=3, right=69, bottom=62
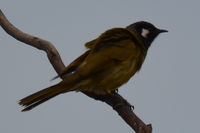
left=158, top=29, right=168, bottom=33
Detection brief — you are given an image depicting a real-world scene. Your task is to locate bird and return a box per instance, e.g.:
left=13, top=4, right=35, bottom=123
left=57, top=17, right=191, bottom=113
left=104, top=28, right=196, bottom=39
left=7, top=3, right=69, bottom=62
left=19, top=21, right=167, bottom=111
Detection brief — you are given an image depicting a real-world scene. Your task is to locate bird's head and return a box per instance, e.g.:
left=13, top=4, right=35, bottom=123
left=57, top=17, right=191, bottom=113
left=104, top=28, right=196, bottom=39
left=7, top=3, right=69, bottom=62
left=126, top=21, right=168, bottom=49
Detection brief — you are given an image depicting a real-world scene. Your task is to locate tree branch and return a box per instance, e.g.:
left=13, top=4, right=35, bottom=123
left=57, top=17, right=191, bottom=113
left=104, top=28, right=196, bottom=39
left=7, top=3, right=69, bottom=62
left=0, top=9, right=152, bottom=133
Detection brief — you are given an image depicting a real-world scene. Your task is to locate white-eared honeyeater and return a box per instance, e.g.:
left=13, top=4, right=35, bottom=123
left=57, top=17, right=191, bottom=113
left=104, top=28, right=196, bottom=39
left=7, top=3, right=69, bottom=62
left=19, top=21, right=167, bottom=111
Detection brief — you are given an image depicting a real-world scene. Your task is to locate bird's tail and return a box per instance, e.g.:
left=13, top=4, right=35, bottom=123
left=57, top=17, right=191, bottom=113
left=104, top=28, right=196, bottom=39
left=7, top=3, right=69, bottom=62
left=19, top=82, right=71, bottom=112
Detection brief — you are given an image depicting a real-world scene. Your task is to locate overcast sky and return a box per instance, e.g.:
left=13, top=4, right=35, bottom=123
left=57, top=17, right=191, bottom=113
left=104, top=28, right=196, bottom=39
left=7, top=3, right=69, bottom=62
left=0, top=0, right=200, bottom=133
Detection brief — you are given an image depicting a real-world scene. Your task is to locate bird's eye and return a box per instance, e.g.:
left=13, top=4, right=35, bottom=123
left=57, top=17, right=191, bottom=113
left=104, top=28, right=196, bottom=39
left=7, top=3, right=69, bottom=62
left=141, top=28, right=150, bottom=38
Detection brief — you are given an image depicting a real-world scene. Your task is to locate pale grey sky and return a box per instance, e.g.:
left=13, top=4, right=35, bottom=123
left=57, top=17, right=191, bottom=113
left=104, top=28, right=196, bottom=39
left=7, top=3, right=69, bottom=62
left=0, top=0, right=199, bottom=133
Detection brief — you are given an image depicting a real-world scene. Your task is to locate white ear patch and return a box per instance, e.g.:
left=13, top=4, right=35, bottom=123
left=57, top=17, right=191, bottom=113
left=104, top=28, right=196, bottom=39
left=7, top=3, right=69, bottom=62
left=141, top=28, right=150, bottom=38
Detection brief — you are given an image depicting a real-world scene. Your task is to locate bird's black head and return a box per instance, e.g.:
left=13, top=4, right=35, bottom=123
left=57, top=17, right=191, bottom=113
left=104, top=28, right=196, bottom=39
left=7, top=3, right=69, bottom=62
left=126, top=21, right=168, bottom=49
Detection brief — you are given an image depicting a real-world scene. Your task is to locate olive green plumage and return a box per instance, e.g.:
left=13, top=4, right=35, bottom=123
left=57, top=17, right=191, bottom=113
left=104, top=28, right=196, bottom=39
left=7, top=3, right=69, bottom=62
left=19, top=21, right=167, bottom=111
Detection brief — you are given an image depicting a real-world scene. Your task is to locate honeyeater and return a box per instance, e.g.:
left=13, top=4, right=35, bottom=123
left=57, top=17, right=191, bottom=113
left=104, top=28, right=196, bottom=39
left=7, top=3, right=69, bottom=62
left=19, top=21, right=167, bottom=111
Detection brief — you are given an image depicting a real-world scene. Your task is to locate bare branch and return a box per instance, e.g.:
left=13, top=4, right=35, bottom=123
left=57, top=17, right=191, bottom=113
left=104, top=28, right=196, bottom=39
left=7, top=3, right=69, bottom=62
left=0, top=10, right=65, bottom=75
left=0, top=9, right=152, bottom=133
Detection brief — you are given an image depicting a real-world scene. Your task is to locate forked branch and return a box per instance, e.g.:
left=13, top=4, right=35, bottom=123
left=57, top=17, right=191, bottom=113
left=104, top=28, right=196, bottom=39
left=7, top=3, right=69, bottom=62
left=0, top=10, right=152, bottom=133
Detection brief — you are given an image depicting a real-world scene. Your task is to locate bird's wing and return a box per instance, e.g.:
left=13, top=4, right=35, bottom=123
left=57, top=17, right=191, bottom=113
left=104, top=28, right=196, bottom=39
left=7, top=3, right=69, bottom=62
left=56, top=28, right=144, bottom=84
left=53, top=28, right=142, bottom=80
left=70, top=28, right=144, bottom=78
